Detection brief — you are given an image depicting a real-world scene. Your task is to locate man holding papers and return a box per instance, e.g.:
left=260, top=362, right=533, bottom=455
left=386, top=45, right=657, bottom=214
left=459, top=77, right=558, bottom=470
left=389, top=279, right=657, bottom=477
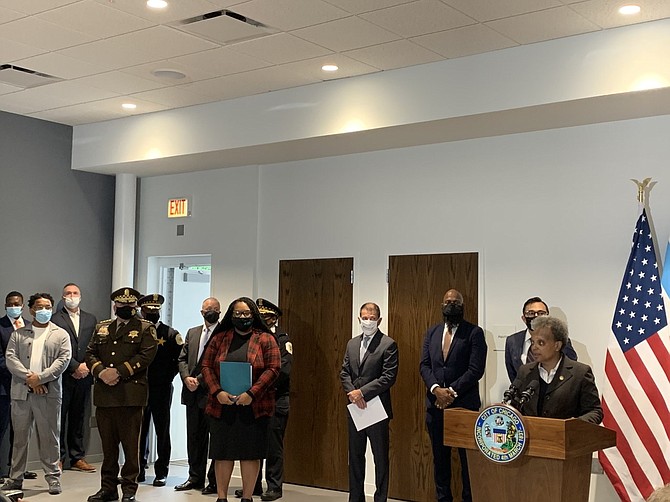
left=340, top=302, right=398, bottom=502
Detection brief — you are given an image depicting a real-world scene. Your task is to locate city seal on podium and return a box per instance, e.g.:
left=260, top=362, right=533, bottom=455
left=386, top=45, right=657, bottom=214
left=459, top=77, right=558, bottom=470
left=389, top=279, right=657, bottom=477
left=474, top=404, right=527, bottom=463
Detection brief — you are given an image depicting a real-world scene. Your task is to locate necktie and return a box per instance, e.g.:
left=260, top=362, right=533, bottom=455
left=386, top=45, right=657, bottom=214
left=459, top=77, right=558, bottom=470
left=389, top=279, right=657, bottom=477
left=360, top=335, right=371, bottom=360
left=198, top=327, right=211, bottom=360
left=443, top=326, right=452, bottom=360
left=13, top=319, right=20, bottom=329
left=526, top=344, right=535, bottom=363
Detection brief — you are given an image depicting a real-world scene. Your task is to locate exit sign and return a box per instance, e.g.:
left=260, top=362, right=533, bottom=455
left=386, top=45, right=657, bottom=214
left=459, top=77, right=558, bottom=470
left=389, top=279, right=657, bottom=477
left=167, top=197, right=190, bottom=218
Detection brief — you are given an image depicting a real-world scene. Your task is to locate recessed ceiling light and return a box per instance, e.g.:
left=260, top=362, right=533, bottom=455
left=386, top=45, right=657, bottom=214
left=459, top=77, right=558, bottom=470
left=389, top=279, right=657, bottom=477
left=122, top=103, right=137, bottom=110
left=152, top=68, right=186, bottom=80
left=322, top=64, right=339, bottom=72
left=619, top=5, right=641, bottom=15
left=147, top=0, right=168, bottom=9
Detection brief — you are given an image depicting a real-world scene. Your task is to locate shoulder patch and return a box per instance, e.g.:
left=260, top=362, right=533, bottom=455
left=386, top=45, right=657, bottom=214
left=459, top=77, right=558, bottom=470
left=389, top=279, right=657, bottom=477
left=175, top=333, right=184, bottom=345
left=285, top=341, right=293, bottom=355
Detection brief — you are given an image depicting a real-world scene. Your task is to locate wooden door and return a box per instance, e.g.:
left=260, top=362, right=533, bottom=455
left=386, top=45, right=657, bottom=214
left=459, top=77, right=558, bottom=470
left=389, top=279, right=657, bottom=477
left=280, top=257, right=353, bottom=491
left=387, top=252, right=478, bottom=502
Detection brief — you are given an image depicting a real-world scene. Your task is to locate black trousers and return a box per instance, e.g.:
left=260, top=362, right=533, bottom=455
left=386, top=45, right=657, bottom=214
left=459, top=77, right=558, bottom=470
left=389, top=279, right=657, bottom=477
left=60, top=376, right=91, bottom=464
left=347, top=416, right=389, bottom=502
left=254, top=412, right=289, bottom=493
left=426, top=408, right=471, bottom=502
left=185, top=401, right=216, bottom=486
left=139, top=383, right=173, bottom=478
left=96, top=406, right=143, bottom=496
left=0, top=395, right=11, bottom=476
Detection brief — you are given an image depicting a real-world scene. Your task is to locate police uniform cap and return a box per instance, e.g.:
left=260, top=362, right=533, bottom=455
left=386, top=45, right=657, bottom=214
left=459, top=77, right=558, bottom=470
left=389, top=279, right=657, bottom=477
left=138, top=293, right=165, bottom=311
left=256, top=298, right=282, bottom=317
left=110, top=287, right=141, bottom=304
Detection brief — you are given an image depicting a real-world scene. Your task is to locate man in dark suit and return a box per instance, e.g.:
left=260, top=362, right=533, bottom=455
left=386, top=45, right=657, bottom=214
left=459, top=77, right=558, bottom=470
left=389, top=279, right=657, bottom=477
left=420, top=289, right=487, bottom=502
left=51, top=283, right=98, bottom=473
left=137, top=294, right=183, bottom=487
left=504, top=296, right=578, bottom=383
left=340, top=302, right=398, bottom=502
left=0, top=291, right=34, bottom=481
left=85, top=287, right=157, bottom=502
left=174, top=297, right=220, bottom=495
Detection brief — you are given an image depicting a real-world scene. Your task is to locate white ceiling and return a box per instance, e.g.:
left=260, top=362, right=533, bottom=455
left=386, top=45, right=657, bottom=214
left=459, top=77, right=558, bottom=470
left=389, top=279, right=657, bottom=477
left=1, top=0, right=669, bottom=126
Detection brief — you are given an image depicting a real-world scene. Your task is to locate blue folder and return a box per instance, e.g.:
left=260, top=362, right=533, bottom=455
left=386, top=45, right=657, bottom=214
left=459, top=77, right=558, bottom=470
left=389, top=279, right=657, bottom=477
left=219, top=361, right=252, bottom=396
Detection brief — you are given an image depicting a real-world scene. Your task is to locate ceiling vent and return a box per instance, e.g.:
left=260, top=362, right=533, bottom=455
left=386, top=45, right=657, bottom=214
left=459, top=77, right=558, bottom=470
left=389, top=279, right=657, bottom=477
left=0, top=64, right=63, bottom=89
left=175, top=9, right=277, bottom=45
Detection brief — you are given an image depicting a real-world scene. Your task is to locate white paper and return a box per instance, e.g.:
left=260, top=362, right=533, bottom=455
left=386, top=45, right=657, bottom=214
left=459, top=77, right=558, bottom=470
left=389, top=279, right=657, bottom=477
left=347, top=395, right=389, bottom=431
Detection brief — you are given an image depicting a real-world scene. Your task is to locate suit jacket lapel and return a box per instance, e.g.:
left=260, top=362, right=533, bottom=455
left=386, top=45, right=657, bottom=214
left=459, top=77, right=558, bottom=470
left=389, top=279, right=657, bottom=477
left=546, top=358, right=572, bottom=395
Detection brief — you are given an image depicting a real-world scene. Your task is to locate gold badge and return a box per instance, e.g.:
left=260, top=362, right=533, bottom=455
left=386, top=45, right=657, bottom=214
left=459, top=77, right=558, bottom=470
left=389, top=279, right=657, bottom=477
left=157, top=337, right=165, bottom=346
left=285, top=341, right=293, bottom=355
left=128, top=330, right=139, bottom=338
left=97, top=325, right=108, bottom=336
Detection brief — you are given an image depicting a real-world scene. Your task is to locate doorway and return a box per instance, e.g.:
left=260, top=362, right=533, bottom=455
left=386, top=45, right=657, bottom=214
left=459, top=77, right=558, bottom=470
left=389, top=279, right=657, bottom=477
left=145, top=255, right=212, bottom=463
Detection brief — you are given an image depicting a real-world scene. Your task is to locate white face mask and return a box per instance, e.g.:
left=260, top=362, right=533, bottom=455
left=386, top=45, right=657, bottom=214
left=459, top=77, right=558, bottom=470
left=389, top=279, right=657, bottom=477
left=360, top=319, right=378, bottom=336
left=64, top=297, right=81, bottom=309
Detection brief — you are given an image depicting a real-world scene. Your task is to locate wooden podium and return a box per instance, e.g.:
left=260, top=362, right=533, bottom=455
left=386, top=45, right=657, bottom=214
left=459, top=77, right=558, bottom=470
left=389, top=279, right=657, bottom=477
left=443, top=408, right=616, bottom=502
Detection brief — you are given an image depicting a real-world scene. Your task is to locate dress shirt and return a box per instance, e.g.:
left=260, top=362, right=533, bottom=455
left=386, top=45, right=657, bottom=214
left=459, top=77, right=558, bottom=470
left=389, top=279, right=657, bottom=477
left=68, top=308, right=80, bottom=336
left=359, top=333, right=374, bottom=360
left=521, top=330, right=532, bottom=364
left=429, top=324, right=459, bottom=396
left=538, top=357, right=563, bottom=384
left=198, top=325, right=212, bottom=360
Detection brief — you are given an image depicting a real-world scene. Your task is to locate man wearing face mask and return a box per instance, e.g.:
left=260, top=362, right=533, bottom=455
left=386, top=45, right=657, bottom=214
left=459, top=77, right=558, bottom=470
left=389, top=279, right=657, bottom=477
left=1, top=293, right=71, bottom=495
left=0, top=291, right=32, bottom=481
left=136, top=294, right=183, bottom=487
left=85, top=288, right=157, bottom=502
left=174, top=297, right=220, bottom=495
left=504, top=296, right=577, bottom=383
left=340, top=302, right=398, bottom=502
left=51, top=283, right=98, bottom=473
left=420, top=289, right=487, bottom=502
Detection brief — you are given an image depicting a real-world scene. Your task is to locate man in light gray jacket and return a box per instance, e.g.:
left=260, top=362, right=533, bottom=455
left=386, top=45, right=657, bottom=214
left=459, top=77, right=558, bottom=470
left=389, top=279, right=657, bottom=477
left=0, top=293, right=71, bottom=495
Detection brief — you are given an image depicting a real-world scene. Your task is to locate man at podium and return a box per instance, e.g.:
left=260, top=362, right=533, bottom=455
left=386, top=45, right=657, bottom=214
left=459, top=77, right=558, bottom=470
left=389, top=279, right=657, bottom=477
left=515, top=316, right=602, bottom=424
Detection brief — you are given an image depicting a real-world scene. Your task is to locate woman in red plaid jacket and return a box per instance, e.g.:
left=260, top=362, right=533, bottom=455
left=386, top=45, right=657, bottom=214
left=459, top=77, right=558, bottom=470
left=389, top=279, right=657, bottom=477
left=201, top=297, right=280, bottom=502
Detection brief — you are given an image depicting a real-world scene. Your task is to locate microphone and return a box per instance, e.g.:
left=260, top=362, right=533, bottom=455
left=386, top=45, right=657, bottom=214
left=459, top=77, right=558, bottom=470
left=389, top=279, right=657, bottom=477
left=502, top=380, right=521, bottom=407
left=517, top=380, right=539, bottom=408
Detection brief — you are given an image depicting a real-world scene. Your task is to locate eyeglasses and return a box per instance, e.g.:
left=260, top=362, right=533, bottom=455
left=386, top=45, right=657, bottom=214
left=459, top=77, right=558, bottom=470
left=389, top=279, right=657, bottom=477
left=524, top=310, right=548, bottom=317
left=232, top=310, right=253, bottom=318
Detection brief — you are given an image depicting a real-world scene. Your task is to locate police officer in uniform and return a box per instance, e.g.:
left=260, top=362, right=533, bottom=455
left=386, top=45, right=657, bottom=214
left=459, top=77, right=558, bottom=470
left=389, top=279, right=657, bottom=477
left=235, top=298, right=292, bottom=501
left=136, top=294, right=183, bottom=487
left=85, top=288, right=157, bottom=502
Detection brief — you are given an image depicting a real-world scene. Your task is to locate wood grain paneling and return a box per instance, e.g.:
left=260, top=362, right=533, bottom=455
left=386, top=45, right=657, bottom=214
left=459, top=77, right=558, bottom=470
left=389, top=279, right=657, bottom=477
left=388, top=252, right=478, bottom=502
left=280, top=258, right=353, bottom=491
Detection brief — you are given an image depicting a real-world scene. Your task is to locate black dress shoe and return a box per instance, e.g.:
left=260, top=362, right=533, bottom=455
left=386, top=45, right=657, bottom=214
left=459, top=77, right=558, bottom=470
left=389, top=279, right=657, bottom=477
left=202, top=483, right=217, bottom=494
left=175, top=480, right=204, bottom=491
left=136, top=471, right=145, bottom=483
left=122, top=495, right=135, bottom=502
left=88, top=489, right=119, bottom=502
left=153, top=477, right=166, bottom=487
left=261, top=490, right=283, bottom=501
left=23, top=471, right=37, bottom=479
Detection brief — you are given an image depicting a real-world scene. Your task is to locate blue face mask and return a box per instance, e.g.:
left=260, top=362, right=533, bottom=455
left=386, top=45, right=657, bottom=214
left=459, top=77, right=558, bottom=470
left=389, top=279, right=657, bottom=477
left=35, top=309, right=52, bottom=324
left=6, top=306, right=22, bottom=319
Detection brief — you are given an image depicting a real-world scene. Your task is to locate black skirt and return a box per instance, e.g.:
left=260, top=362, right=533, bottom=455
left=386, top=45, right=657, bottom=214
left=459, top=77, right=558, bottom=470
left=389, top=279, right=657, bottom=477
left=209, top=405, right=270, bottom=460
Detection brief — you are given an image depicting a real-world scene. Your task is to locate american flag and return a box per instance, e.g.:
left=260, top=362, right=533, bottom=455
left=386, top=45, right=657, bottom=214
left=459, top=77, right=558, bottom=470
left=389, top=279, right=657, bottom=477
left=599, top=209, right=670, bottom=501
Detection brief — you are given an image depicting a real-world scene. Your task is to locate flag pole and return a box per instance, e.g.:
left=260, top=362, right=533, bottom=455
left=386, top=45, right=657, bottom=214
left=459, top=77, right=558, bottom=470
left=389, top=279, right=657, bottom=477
left=630, top=177, right=653, bottom=209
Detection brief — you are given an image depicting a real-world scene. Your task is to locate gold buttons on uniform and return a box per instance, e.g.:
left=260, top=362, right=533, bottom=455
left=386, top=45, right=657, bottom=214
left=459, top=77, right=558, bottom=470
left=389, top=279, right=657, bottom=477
left=111, top=352, right=115, bottom=355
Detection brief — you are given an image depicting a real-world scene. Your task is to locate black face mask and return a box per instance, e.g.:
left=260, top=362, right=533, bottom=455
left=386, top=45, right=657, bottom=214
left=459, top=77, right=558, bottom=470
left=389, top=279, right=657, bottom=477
left=231, top=317, right=253, bottom=332
left=144, top=312, right=160, bottom=324
left=203, top=311, right=220, bottom=324
left=524, top=316, right=535, bottom=331
left=442, top=303, right=464, bottom=325
left=116, top=305, right=136, bottom=320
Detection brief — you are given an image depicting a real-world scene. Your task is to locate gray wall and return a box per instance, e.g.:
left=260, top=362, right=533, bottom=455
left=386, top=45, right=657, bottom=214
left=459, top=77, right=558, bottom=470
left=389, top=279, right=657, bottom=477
left=0, top=110, right=115, bottom=318
left=0, top=110, right=114, bottom=469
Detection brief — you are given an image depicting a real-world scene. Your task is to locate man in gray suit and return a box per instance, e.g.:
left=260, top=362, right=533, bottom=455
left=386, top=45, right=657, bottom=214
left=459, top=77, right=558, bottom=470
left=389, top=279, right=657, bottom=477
left=0, top=293, right=71, bottom=495
left=340, top=302, right=398, bottom=502
left=51, top=283, right=98, bottom=472
left=174, top=297, right=220, bottom=495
